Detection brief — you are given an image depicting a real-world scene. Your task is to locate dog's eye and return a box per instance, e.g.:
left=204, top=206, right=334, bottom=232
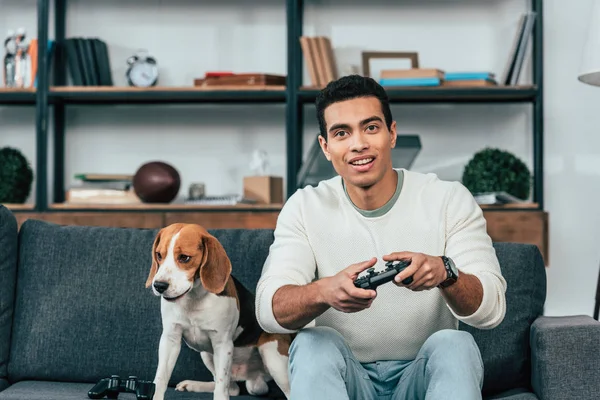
left=179, top=255, right=191, bottom=263
left=156, top=252, right=162, bottom=261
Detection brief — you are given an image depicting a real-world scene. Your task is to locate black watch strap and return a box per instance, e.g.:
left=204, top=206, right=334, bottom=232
left=438, top=256, right=458, bottom=289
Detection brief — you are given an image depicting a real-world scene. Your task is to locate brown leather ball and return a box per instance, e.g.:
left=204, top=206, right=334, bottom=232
left=133, top=161, right=181, bottom=203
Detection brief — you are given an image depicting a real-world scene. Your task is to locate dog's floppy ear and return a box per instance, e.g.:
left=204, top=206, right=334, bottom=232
left=199, top=233, right=232, bottom=294
left=146, top=229, right=163, bottom=288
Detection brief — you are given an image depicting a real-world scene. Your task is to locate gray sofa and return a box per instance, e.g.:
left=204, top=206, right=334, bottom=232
left=0, top=205, right=598, bottom=400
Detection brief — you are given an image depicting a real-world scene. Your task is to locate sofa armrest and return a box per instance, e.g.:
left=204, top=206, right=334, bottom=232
left=530, top=315, right=600, bottom=400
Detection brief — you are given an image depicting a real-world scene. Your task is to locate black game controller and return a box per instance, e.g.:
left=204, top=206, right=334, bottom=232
left=354, top=260, right=413, bottom=290
left=88, top=375, right=155, bottom=400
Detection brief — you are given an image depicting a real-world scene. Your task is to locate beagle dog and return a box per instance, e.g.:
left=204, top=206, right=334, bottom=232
left=146, top=223, right=291, bottom=400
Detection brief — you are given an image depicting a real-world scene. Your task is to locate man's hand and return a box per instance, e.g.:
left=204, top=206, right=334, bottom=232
left=316, top=257, right=378, bottom=313
left=383, top=251, right=485, bottom=317
left=271, top=258, right=378, bottom=331
left=382, top=252, right=447, bottom=291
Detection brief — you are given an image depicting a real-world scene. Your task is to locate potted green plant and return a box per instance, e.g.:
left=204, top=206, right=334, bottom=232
left=461, top=147, right=531, bottom=201
left=0, top=147, right=34, bottom=204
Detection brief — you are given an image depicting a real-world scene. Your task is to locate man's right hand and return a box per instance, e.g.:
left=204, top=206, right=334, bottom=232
left=316, top=257, right=378, bottom=313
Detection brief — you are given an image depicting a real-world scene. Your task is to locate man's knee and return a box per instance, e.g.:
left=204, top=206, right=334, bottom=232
left=290, top=326, right=349, bottom=361
left=423, top=330, right=482, bottom=366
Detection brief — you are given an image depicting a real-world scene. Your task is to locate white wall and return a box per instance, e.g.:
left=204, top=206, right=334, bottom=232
left=1, top=0, right=599, bottom=318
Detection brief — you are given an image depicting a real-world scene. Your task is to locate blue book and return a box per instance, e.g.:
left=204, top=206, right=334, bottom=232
left=445, top=72, right=493, bottom=81
left=379, top=77, right=441, bottom=86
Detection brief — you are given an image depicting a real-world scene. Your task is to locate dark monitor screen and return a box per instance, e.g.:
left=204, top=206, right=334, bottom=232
left=297, top=134, right=422, bottom=188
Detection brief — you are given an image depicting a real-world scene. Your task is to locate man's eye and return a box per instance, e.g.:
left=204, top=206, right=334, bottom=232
left=335, top=131, right=347, bottom=137
left=156, top=252, right=162, bottom=261
left=179, top=255, right=191, bottom=263
left=367, top=125, right=377, bottom=131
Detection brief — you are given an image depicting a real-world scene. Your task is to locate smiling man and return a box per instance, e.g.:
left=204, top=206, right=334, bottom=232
left=255, top=75, right=507, bottom=400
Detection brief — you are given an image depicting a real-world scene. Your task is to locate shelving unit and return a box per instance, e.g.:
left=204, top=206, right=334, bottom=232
left=3, top=0, right=547, bottom=260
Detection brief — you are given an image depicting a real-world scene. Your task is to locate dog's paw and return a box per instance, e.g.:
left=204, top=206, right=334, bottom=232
left=175, top=380, right=208, bottom=392
left=229, top=382, right=240, bottom=396
left=246, top=377, right=269, bottom=396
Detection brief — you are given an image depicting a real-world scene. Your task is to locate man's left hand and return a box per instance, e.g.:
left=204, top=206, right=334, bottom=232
left=382, top=252, right=447, bottom=291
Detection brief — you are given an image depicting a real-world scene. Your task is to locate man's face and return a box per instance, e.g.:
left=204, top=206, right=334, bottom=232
left=319, top=96, right=396, bottom=189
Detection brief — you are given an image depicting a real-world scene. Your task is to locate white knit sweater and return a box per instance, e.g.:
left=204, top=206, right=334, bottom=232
left=255, top=169, right=507, bottom=362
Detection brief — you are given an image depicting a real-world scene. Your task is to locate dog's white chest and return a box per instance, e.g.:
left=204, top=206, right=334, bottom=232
left=162, top=292, right=239, bottom=354
left=182, top=326, right=212, bottom=353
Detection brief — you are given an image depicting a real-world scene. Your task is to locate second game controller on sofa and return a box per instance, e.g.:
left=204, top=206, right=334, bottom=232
left=88, top=375, right=155, bottom=400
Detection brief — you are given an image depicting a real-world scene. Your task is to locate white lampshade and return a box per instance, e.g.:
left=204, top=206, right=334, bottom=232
left=579, top=2, right=600, bottom=86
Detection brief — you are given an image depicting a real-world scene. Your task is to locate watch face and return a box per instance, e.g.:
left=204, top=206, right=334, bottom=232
left=128, top=62, right=158, bottom=87
left=449, top=260, right=459, bottom=277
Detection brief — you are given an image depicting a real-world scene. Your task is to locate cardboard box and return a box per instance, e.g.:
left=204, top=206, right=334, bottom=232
left=243, top=176, right=284, bottom=204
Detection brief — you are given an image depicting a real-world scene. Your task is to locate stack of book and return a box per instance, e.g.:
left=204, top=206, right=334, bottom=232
left=378, top=69, right=444, bottom=87
left=63, top=37, right=113, bottom=86
left=65, top=173, right=140, bottom=205
left=193, top=72, right=286, bottom=90
left=378, top=69, right=496, bottom=88
left=442, top=72, right=497, bottom=87
left=299, top=36, right=338, bottom=88
left=500, top=12, right=537, bottom=85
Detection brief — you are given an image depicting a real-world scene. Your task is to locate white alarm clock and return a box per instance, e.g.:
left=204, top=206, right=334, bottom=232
left=126, top=50, right=158, bottom=87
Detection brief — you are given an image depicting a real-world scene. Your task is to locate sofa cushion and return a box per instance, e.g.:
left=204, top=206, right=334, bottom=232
left=460, top=243, right=546, bottom=397
left=8, top=220, right=275, bottom=391
left=0, top=381, right=263, bottom=400
left=0, top=206, right=18, bottom=381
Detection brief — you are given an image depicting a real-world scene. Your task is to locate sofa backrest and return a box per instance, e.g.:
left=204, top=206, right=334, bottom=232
left=8, top=219, right=272, bottom=386
left=7, top=218, right=546, bottom=396
left=0, top=206, right=18, bottom=382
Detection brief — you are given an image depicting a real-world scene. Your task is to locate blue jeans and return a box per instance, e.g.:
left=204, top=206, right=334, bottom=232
left=288, top=326, right=484, bottom=400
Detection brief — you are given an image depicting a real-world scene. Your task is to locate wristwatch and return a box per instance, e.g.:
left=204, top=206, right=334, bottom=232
left=438, top=256, right=459, bottom=289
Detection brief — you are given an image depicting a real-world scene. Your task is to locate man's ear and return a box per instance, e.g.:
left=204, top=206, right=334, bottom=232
left=145, top=229, right=162, bottom=288
left=389, top=120, right=397, bottom=148
left=199, top=233, right=232, bottom=294
left=318, top=135, right=332, bottom=161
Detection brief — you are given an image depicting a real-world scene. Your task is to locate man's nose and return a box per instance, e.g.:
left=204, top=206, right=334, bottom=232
left=350, top=134, right=369, bottom=151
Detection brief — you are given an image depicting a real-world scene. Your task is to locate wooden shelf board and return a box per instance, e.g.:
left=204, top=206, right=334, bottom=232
left=49, top=202, right=283, bottom=211
left=49, top=86, right=287, bottom=104
left=298, top=85, right=538, bottom=103
left=0, top=87, right=36, bottom=105
left=0, top=88, right=36, bottom=93
left=480, top=202, right=539, bottom=210
left=2, top=203, right=35, bottom=210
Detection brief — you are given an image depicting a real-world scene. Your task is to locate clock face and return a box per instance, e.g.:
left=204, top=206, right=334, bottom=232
left=128, top=62, right=158, bottom=87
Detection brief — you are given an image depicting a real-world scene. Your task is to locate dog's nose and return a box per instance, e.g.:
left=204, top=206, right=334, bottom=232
left=153, top=281, right=169, bottom=294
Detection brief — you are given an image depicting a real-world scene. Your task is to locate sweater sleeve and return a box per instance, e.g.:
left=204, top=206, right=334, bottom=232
left=255, top=192, right=318, bottom=334
left=444, top=182, right=507, bottom=330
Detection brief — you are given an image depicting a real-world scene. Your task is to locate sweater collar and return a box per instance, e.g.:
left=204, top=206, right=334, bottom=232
left=342, top=169, right=404, bottom=218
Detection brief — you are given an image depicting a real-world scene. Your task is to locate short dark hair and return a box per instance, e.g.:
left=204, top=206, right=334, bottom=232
left=315, top=74, right=393, bottom=139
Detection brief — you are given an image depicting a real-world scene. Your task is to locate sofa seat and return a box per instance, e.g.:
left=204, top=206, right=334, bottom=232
left=0, top=380, right=262, bottom=400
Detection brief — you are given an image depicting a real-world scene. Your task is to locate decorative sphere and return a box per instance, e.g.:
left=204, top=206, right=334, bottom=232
left=0, top=147, right=34, bottom=204
left=133, top=161, right=181, bottom=203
